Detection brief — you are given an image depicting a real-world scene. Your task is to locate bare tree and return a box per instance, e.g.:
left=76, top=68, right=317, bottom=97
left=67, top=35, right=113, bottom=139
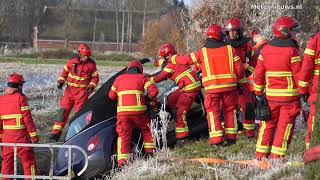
left=129, top=8, right=133, bottom=52
left=0, top=1, right=5, bottom=35
left=92, top=6, right=98, bottom=52
left=142, top=0, right=147, bottom=37
left=126, top=1, right=133, bottom=52
left=184, top=0, right=286, bottom=50
left=126, top=3, right=130, bottom=52
left=61, top=0, right=76, bottom=49
left=120, top=0, right=126, bottom=52
left=114, top=0, right=120, bottom=51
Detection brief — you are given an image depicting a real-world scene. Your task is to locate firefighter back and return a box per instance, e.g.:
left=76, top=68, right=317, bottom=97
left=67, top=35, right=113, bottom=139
left=110, top=73, right=158, bottom=116
left=255, top=44, right=301, bottom=102
left=0, top=92, right=33, bottom=143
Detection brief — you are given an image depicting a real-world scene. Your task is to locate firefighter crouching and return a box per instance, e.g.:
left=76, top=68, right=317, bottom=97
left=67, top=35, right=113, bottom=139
left=169, top=24, right=244, bottom=146
left=50, top=43, right=99, bottom=141
left=298, top=31, right=320, bottom=149
left=254, top=16, right=303, bottom=159
left=109, top=60, right=158, bottom=166
left=249, top=31, right=269, bottom=122
left=0, top=73, right=39, bottom=180
left=248, top=30, right=269, bottom=97
left=224, top=17, right=255, bottom=138
left=151, top=43, right=201, bottom=140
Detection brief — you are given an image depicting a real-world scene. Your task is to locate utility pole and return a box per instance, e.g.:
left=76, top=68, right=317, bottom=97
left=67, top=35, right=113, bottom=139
left=92, top=8, right=97, bottom=53
left=142, top=0, right=147, bottom=38
left=120, top=0, right=125, bottom=52
left=114, top=0, right=119, bottom=52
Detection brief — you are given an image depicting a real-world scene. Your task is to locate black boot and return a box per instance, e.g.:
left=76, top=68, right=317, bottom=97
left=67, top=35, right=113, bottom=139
left=211, top=141, right=224, bottom=146
left=175, top=139, right=186, bottom=148
left=223, top=139, right=236, bottom=146
left=175, top=138, right=191, bottom=148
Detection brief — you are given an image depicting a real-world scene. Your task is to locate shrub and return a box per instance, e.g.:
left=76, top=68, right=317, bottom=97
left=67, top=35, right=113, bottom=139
left=140, top=9, right=187, bottom=57
left=94, top=53, right=134, bottom=61
left=40, top=49, right=76, bottom=59
left=16, top=53, right=41, bottom=58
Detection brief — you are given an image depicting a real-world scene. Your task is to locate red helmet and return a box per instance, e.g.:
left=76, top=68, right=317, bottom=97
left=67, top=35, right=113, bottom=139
left=127, top=60, right=143, bottom=73
left=225, top=18, right=243, bottom=32
left=272, top=16, right=300, bottom=38
left=7, top=73, right=25, bottom=84
left=158, top=43, right=177, bottom=57
left=78, top=43, right=91, bottom=56
left=206, top=24, right=224, bottom=41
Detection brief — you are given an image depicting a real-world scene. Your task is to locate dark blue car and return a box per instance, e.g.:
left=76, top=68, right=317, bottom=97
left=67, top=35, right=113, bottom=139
left=53, top=61, right=208, bottom=179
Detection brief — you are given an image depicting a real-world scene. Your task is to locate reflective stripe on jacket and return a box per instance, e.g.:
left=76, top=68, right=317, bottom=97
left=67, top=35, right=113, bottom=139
left=0, top=90, right=38, bottom=143
left=254, top=42, right=302, bottom=102
left=109, top=73, right=159, bottom=116
left=298, top=32, right=320, bottom=102
left=58, top=57, right=99, bottom=89
left=170, top=45, right=244, bottom=93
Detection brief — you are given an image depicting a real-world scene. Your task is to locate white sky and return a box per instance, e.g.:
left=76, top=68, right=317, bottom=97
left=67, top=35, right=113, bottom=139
left=183, top=0, right=196, bottom=6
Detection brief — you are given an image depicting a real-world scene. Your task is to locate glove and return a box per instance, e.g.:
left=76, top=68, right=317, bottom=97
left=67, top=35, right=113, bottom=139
left=150, top=101, right=159, bottom=113
left=57, top=81, right=64, bottom=90
left=255, top=94, right=271, bottom=121
left=148, top=101, right=158, bottom=119
left=256, top=95, right=264, bottom=101
left=300, top=94, right=309, bottom=112
left=140, top=57, right=154, bottom=64
left=31, top=136, right=39, bottom=143
left=87, top=87, right=94, bottom=94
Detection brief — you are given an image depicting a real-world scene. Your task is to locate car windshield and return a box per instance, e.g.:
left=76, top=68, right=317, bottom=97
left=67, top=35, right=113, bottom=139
left=65, top=111, right=93, bottom=141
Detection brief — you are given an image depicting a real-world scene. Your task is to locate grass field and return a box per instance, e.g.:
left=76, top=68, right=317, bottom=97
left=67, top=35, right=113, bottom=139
left=0, top=56, right=155, bottom=67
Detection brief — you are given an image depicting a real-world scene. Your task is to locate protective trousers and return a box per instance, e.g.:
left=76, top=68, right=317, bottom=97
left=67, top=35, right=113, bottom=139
left=116, top=115, right=155, bottom=166
left=237, top=86, right=255, bottom=137
left=1, top=146, right=37, bottom=180
left=51, top=86, right=89, bottom=135
left=306, top=103, right=316, bottom=149
left=256, top=101, right=300, bottom=159
left=167, top=89, right=198, bottom=139
left=204, top=91, right=238, bottom=145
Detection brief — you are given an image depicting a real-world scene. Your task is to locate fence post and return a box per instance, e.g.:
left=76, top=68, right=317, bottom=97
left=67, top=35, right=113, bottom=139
left=67, top=148, right=72, bottom=179
left=49, top=145, right=54, bottom=180
left=14, top=146, right=17, bottom=178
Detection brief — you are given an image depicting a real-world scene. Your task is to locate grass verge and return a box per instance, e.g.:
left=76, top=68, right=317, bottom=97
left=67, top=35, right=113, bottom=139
left=0, top=56, right=154, bottom=67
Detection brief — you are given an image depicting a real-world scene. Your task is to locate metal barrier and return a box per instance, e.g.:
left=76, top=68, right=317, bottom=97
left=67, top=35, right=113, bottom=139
left=0, top=143, right=88, bottom=180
